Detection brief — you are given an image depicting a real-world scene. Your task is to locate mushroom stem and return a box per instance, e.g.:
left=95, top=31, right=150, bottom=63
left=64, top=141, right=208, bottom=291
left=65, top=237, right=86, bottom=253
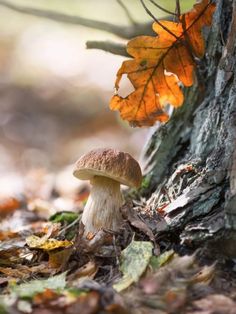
left=82, top=176, right=124, bottom=235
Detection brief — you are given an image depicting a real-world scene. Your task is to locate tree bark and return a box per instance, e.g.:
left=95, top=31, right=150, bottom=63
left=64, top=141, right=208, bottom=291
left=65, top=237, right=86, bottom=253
left=141, top=0, right=236, bottom=255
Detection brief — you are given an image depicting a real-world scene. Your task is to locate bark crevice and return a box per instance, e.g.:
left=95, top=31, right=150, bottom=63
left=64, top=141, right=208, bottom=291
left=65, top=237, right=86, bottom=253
left=141, top=0, right=236, bottom=252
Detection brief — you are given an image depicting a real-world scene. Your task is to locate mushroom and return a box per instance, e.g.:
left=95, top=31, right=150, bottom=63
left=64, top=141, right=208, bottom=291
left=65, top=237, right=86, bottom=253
left=73, top=148, right=142, bottom=235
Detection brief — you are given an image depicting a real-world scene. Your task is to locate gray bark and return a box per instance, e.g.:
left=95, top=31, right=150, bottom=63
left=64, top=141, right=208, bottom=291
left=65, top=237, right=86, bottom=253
left=141, top=0, right=236, bottom=255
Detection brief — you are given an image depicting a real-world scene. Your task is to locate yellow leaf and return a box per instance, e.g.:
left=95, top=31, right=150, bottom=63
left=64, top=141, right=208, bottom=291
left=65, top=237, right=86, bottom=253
left=26, top=235, right=73, bottom=251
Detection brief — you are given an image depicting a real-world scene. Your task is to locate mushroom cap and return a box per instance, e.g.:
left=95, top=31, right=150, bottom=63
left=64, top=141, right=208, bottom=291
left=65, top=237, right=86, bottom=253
left=73, top=148, right=142, bottom=188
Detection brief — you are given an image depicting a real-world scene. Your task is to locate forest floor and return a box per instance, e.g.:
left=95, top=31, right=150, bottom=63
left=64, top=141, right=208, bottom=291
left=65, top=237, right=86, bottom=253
left=1, top=169, right=236, bottom=314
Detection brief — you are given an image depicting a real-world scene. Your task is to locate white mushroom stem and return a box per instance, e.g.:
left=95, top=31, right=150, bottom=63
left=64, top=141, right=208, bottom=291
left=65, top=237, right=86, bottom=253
left=82, top=176, right=124, bottom=235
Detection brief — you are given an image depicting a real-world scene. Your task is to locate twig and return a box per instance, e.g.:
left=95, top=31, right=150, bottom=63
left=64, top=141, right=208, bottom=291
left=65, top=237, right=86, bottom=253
left=0, top=0, right=123, bottom=36
left=140, top=0, right=178, bottom=39
left=86, top=40, right=129, bottom=57
left=176, top=0, right=181, bottom=16
left=58, top=216, right=81, bottom=236
left=175, top=0, right=181, bottom=22
left=0, top=0, right=155, bottom=39
left=148, top=0, right=176, bottom=16
left=116, top=0, right=137, bottom=25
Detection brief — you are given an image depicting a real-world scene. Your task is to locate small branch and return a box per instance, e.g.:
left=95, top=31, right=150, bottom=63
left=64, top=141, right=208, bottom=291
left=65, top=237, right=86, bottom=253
left=0, top=0, right=124, bottom=36
left=0, top=0, right=176, bottom=39
left=57, top=216, right=81, bottom=236
left=140, top=0, right=178, bottom=39
left=86, top=40, right=129, bottom=57
left=148, top=0, right=176, bottom=16
left=0, top=0, right=155, bottom=39
left=116, top=0, right=137, bottom=25
left=175, top=0, right=181, bottom=21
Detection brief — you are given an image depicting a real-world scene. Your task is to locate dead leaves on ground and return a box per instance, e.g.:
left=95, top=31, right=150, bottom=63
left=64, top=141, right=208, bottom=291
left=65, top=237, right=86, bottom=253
left=189, top=294, right=236, bottom=314
left=110, top=0, right=216, bottom=126
left=0, top=169, right=235, bottom=314
left=123, top=253, right=216, bottom=314
left=0, top=243, right=217, bottom=314
left=113, top=240, right=153, bottom=292
left=0, top=271, right=128, bottom=314
left=26, top=235, right=73, bottom=251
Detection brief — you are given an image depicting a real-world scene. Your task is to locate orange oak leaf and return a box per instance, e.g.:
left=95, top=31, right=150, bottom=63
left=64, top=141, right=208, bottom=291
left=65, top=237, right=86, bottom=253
left=110, top=0, right=216, bottom=127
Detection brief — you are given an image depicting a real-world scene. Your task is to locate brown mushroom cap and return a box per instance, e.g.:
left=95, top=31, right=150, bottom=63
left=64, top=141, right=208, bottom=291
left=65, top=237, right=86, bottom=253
left=73, top=148, right=142, bottom=188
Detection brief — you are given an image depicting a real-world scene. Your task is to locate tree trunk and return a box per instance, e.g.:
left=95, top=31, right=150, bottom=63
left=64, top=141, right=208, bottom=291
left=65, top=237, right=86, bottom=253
left=141, top=0, right=236, bottom=255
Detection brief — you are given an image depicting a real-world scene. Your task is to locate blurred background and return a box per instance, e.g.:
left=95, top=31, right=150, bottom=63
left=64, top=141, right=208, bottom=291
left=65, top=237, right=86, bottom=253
left=0, top=0, right=193, bottom=196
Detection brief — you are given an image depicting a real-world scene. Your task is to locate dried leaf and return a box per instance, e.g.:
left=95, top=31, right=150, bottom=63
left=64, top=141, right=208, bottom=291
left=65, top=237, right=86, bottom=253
left=0, top=197, right=21, bottom=217
left=121, top=203, right=159, bottom=254
left=113, top=241, right=153, bottom=292
left=168, top=253, right=196, bottom=271
left=0, top=231, right=18, bottom=241
left=33, top=289, right=59, bottom=305
left=110, top=0, right=216, bottom=126
left=190, top=294, right=236, bottom=314
left=65, top=291, right=100, bottom=314
left=0, top=264, right=46, bottom=279
left=124, top=252, right=216, bottom=313
left=190, top=264, right=215, bottom=284
left=140, top=253, right=196, bottom=295
left=68, top=261, right=98, bottom=282
left=26, top=235, right=73, bottom=251
left=48, top=248, right=73, bottom=270
left=164, top=288, right=187, bottom=313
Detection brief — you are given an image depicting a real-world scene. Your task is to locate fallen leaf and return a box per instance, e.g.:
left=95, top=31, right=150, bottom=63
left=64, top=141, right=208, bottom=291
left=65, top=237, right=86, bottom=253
left=105, top=303, right=130, bottom=314
left=168, top=253, right=196, bottom=270
left=164, top=288, right=187, bottom=313
left=33, top=288, right=59, bottom=305
left=0, top=265, right=46, bottom=279
left=0, top=245, right=29, bottom=267
left=110, top=0, right=216, bottom=126
left=11, top=272, right=67, bottom=298
left=68, top=280, right=129, bottom=314
left=190, top=294, right=236, bottom=314
left=65, top=291, right=100, bottom=314
left=120, top=203, right=159, bottom=254
left=0, top=196, right=21, bottom=218
left=48, top=248, right=73, bottom=270
left=123, top=253, right=216, bottom=313
left=68, top=261, right=98, bottom=282
left=140, top=253, right=197, bottom=295
left=190, top=263, right=215, bottom=284
left=113, top=240, right=153, bottom=292
left=0, top=230, right=18, bottom=241
left=26, top=235, right=73, bottom=251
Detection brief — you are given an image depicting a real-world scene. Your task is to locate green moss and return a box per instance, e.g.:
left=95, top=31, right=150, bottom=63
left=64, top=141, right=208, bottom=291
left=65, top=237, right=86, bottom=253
left=49, top=211, right=79, bottom=224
